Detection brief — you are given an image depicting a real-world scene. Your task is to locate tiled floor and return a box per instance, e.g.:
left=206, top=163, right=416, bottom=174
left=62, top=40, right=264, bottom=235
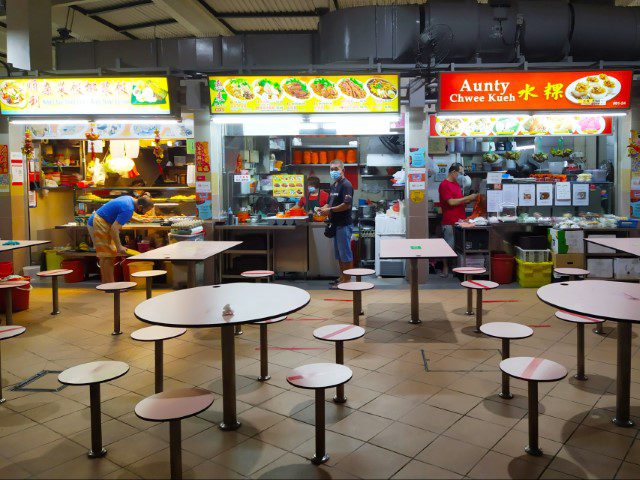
left=0, top=278, right=639, bottom=479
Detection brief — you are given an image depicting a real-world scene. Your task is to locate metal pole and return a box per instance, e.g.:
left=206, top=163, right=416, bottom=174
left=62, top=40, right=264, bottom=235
left=525, top=381, right=542, bottom=456
left=169, top=420, right=182, bottom=480
left=145, top=277, right=152, bottom=300
left=409, top=258, right=420, bottom=324
left=4, top=289, right=12, bottom=326
left=219, top=324, right=240, bottom=430
left=51, top=276, right=60, bottom=315
left=88, top=384, right=106, bottom=458
left=475, top=289, right=483, bottom=332
left=613, top=322, right=635, bottom=427
left=155, top=340, right=163, bottom=393
left=353, top=292, right=360, bottom=326
left=499, top=338, right=513, bottom=399
left=187, top=263, right=196, bottom=289
left=465, top=274, right=473, bottom=315
left=575, top=324, right=587, bottom=381
left=258, top=323, right=270, bottom=381
left=594, top=321, right=604, bottom=335
left=112, top=291, right=121, bottom=335
left=0, top=341, right=4, bottom=403
left=334, top=341, right=346, bottom=403
left=312, top=388, right=329, bottom=464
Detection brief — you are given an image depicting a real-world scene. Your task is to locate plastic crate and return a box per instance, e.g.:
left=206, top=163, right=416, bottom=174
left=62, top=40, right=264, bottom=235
left=515, top=246, right=551, bottom=263
left=516, top=258, right=552, bottom=288
left=617, top=219, right=639, bottom=228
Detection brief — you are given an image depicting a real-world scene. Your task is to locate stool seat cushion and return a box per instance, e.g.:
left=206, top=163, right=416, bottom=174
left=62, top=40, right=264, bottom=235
left=555, top=310, right=605, bottom=324
left=59, top=361, right=129, bottom=386
left=286, top=363, right=352, bottom=390
left=0, top=281, right=29, bottom=289
left=130, top=270, right=167, bottom=278
left=37, top=269, right=73, bottom=277
left=480, top=322, right=533, bottom=340
left=241, top=270, right=275, bottom=278
left=0, top=325, right=26, bottom=341
left=554, top=268, right=590, bottom=276
left=96, top=281, right=137, bottom=292
left=500, top=357, right=567, bottom=383
left=343, top=268, right=375, bottom=277
left=336, top=281, right=375, bottom=292
left=131, top=326, right=187, bottom=342
left=313, top=324, right=365, bottom=342
left=453, top=267, right=487, bottom=275
left=256, top=316, right=287, bottom=325
left=135, top=387, right=214, bottom=422
left=461, top=279, right=499, bottom=290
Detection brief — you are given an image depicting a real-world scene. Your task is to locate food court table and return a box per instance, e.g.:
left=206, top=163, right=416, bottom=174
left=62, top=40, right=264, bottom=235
left=585, top=237, right=640, bottom=258
left=379, top=238, right=457, bottom=324
left=134, top=283, right=310, bottom=430
left=0, top=240, right=50, bottom=253
left=128, top=241, right=241, bottom=288
left=537, top=280, right=640, bottom=427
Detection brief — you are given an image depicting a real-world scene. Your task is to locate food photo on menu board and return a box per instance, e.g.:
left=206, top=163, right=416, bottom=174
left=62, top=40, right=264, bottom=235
left=209, top=75, right=399, bottom=114
left=272, top=174, right=305, bottom=198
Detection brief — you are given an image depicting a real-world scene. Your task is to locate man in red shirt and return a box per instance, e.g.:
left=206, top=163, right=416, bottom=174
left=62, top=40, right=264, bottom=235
left=438, top=163, right=477, bottom=276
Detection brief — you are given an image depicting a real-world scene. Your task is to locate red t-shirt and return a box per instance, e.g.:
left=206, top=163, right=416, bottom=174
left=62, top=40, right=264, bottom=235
left=298, top=190, right=329, bottom=208
left=439, top=179, right=466, bottom=225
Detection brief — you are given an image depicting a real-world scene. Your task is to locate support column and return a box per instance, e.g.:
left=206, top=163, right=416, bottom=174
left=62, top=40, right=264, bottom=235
left=7, top=0, right=53, bottom=71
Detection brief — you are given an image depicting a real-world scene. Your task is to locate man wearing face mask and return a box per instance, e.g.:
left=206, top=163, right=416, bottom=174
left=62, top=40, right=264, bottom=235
left=438, top=163, right=476, bottom=277
left=319, top=160, right=354, bottom=287
left=298, top=176, right=329, bottom=212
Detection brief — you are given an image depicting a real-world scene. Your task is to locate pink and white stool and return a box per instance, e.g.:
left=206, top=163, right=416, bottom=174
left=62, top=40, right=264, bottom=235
left=255, top=316, right=286, bottom=381
left=37, top=269, right=73, bottom=315
left=555, top=310, right=605, bottom=381
left=131, top=326, right=187, bottom=393
left=343, top=268, right=375, bottom=314
left=135, top=388, right=214, bottom=480
left=553, top=267, right=590, bottom=281
left=453, top=267, right=487, bottom=315
left=236, top=270, right=275, bottom=336
left=480, top=322, right=533, bottom=399
left=337, top=281, right=375, bottom=326
left=500, top=357, right=567, bottom=456
left=287, top=363, right=352, bottom=465
left=96, top=281, right=137, bottom=335
left=0, top=325, right=25, bottom=403
left=461, top=279, right=499, bottom=332
left=313, top=324, right=365, bottom=403
left=0, top=281, right=28, bottom=325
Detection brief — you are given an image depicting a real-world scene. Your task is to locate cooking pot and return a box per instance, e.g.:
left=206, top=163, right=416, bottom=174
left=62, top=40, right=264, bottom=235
left=359, top=205, right=375, bottom=219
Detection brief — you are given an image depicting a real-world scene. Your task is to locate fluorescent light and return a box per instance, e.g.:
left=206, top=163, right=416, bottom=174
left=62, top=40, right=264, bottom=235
left=10, top=119, right=90, bottom=124
left=515, top=145, right=535, bottom=150
left=436, top=112, right=626, bottom=118
left=98, top=119, right=180, bottom=125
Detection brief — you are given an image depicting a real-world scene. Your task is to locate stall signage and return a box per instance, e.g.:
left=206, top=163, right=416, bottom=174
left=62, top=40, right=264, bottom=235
left=438, top=70, right=632, bottom=112
left=0, top=77, right=172, bottom=115
left=208, top=75, right=399, bottom=114
left=272, top=174, right=304, bottom=198
left=429, top=114, right=613, bottom=137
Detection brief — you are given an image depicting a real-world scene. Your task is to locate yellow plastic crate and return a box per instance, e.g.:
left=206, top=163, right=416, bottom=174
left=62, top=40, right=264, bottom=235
left=516, top=258, right=552, bottom=288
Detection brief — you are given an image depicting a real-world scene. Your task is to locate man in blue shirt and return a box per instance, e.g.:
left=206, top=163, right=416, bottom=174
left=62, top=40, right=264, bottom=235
left=87, top=195, right=154, bottom=282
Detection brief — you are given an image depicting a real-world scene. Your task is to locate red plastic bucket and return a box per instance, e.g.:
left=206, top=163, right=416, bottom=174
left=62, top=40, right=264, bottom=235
left=0, top=261, right=13, bottom=278
left=0, top=277, right=31, bottom=313
left=491, top=253, right=515, bottom=284
left=60, top=260, right=84, bottom=283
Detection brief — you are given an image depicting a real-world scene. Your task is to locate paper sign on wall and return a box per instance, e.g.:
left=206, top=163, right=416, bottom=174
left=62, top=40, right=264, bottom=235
left=10, top=154, right=23, bottom=186
left=518, top=184, right=535, bottom=206
left=502, top=184, right=519, bottom=206
left=573, top=183, right=590, bottom=206
left=555, top=182, right=572, bottom=206
left=536, top=183, right=553, bottom=206
left=486, top=172, right=504, bottom=185
left=408, top=169, right=426, bottom=191
left=487, top=189, right=503, bottom=212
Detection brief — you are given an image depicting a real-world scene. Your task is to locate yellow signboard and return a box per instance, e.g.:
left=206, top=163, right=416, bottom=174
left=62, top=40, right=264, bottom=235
left=209, top=75, right=399, bottom=114
left=272, top=174, right=305, bottom=198
left=0, top=77, right=171, bottom=115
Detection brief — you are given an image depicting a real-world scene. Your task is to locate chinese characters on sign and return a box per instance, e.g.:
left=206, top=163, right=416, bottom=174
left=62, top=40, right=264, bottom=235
left=195, top=142, right=210, bottom=173
left=195, top=142, right=212, bottom=220
left=0, top=145, right=8, bottom=193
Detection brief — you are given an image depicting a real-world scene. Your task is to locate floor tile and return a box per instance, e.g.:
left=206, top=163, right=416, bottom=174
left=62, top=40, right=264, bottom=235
left=213, top=438, right=287, bottom=476
left=369, top=422, right=438, bottom=457
left=415, top=435, right=488, bottom=475
left=335, top=443, right=410, bottom=479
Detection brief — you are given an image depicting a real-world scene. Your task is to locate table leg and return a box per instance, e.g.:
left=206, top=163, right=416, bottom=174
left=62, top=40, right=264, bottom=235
left=88, top=384, right=106, bottom=458
left=474, top=289, right=483, bottom=333
left=219, top=324, right=240, bottom=431
left=145, top=278, right=153, bottom=300
left=613, top=322, right=635, bottom=427
left=112, top=291, right=121, bottom=335
left=465, top=275, right=473, bottom=316
left=155, top=340, right=163, bottom=393
left=51, top=276, right=60, bottom=315
left=187, top=263, right=196, bottom=289
left=352, top=292, right=360, bottom=326
left=234, top=324, right=243, bottom=335
left=311, top=388, right=329, bottom=465
left=409, top=258, right=421, bottom=324
left=258, top=323, right=270, bottom=381
left=334, top=341, right=346, bottom=404
left=169, top=420, right=182, bottom=480
left=594, top=322, right=604, bottom=335
left=499, top=338, right=513, bottom=399
left=575, top=324, right=587, bottom=381
left=0, top=342, right=4, bottom=404
left=525, top=381, right=542, bottom=456
left=4, top=289, right=12, bottom=326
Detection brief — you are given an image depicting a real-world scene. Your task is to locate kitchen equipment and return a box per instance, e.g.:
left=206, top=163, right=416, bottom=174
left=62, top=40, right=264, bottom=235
left=359, top=204, right=376, bottom=219
left=446, top=139, right=456, bottom=152
left=360, top=226, right=375, bottom=263
left=455, top=138, right=465, bottom=152
left=464, top=137, right=476, bottom=152
left=282, top=202, right=295, bottom=211
left=496, top=141, right=506, bottom=151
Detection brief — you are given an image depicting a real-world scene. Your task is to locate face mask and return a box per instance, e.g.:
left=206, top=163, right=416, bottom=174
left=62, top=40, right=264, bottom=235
left=330, top=170, right=341, bottom=180
left=457, top=174, right=471, bottom=188
left=308, top=187, right=317, bottom=193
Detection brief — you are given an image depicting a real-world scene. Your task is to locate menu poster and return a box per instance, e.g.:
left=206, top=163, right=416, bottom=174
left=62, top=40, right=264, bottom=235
left=487, top=189, right=503, bottom=213
left=555, top=182, right=572, bottom=206
left=518, top=184, right=535, bottom=206
left=0, top=145, right=7, bottom=175
left=536, top=183, right=553, bottom=206
left=195, top=142, right=210, bottom=173
left=573, top=183, right=590, bottom=206
left=272, top=174, right=304, bottom=198
left=10, top=154, right=23, bottom=186
left=502, top=184, right=519, bottom=206
left=408, top=169, right=426, bottom=191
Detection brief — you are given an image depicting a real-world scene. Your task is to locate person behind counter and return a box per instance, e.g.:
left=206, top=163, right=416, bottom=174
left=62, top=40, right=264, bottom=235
left=87, top=195, right=154, bottom=283
left=439, top=162, right=476, bottom=277
left=298, top=176, right=329, bottom=211
left=319, top=160, right=354, bottom=288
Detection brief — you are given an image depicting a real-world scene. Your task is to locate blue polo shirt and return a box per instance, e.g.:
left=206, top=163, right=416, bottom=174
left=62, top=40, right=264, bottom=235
left=88, top=196, right=135, bottom=227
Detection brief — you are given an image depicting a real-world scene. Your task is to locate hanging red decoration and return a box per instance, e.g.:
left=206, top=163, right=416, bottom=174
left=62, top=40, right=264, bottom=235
left=85, top=123, right=100, bottom=162
left=21, top=129, right=34, bottom=160
left=153, top=128, right=164, bottom=173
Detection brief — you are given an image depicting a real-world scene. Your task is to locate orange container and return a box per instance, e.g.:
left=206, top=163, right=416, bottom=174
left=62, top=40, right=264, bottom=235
left=310, top=152, right=319, bottom=164
left=319, top=151, right=328, bottom=164
left=237, top=211, right=250, bottom=223
left=293, top=150, right=303, bottom=164
left=328, top=150, right=336, bottom=162
left=302, top=150, right=311, bottom=164
left=335, top=150, right=346, bottom=161
left=346, top=149, right=357, bottom=164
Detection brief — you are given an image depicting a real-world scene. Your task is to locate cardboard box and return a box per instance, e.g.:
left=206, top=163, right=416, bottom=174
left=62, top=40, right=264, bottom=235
left=614, top=258, right=640, bottom=280
left=552, top=253, right=585, bottom=269
left=587, top=258, right=614, bottom=279
left=586, top=234, right=617, bottom=254
left=549, top=228, right=584, bottom=254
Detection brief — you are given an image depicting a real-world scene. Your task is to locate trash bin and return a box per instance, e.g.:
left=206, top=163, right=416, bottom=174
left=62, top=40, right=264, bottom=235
left=491, top=253, right=515, bottom=284
left=0, top=277, right=31, bottom=313
left=127, top=260, right=155, bottom=288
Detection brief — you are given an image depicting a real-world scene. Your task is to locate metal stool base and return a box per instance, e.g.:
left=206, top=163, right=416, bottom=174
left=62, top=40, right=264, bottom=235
left=51, top=311, right=60, bottom=316
left=525, top=445, right=543, bottom=457
left=219, top=420, right=241, bottom=431
left=0, top=397, right=5, bottom=404
left=88, top=448, right=107, bottom=459
left=333, top=395, right=347, bottom=404
left=574, top=374, right=588, bottom=381
left=613, top=417, right=635, bottom=428
left=409, top=319, right=422, bottom=325
left=311, top=454, right=329, bottom=465
left=111, top=331, right=122, bottom=336
left=498, top=392, right=513, bottom=400
left=257, top=375, right=271, bottom=382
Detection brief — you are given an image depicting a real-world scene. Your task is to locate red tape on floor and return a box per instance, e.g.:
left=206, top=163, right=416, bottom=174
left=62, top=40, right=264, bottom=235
left=288, top=317, right=326, bottom=321
left=255, top=346, right=329, bottom=351
left=482, top=300, right=520, bottom=303
left=324, top=298, right=353, bottom=302
left=528, top=324, right=552, bottom=328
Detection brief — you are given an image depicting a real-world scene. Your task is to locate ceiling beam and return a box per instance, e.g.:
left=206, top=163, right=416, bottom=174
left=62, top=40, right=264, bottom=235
left=84, top=0, right=153, bottom=15
left=52, top=5, right=135, bottom=40
left=115, top=18, right=177, bottom=32
left=220, top=10, right=326, bottom=19
left=152, top=0, right=234, bottom=36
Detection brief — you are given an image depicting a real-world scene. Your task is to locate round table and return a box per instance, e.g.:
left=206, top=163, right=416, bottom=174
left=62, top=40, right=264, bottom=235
left=538, top=280, right=640, bottom=427
left=134, top=283, right=310, bottom=431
